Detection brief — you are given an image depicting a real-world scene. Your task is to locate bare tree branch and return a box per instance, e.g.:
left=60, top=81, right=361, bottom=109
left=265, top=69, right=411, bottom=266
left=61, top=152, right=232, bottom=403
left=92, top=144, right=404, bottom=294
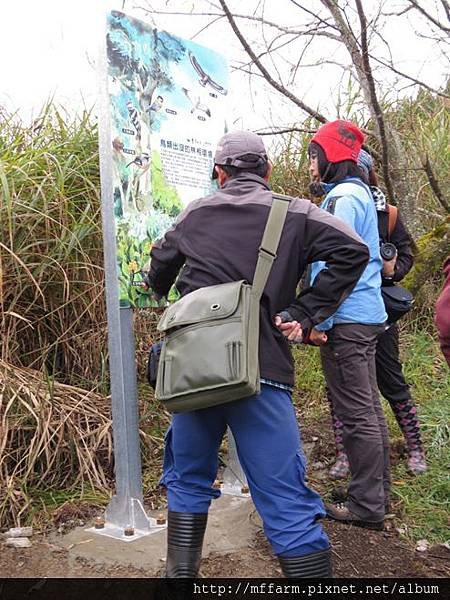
left=289, top=0, right=341, bottom=33
left=407, top=0, right=450, bottom=33
left=383, top=5, right=414, bottom=17
left=138, top=6, right=340, bottom=38
left=254, top=126, right=317, bottom=136
left=191, top=15, right=224, bottom=40
left=422, top=155, right=450, bottom=213
left=355, top=0, right=395, bottom=204
left=217, top=0, right=327, bottom=124
left=441, top=0, right=450, bottom=21
left=370, top=54, right=450, bottom=98
left=320, top=1, right=372, bottom=106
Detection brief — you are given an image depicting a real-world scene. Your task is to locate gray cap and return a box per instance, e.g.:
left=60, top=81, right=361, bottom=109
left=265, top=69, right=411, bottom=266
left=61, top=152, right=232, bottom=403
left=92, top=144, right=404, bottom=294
left=212, top=131, right=268, bottom=178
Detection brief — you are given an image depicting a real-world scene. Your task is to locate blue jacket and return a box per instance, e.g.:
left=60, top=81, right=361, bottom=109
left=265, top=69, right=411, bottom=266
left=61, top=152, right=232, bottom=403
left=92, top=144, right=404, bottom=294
left=311, top=177, right=387, bottom=331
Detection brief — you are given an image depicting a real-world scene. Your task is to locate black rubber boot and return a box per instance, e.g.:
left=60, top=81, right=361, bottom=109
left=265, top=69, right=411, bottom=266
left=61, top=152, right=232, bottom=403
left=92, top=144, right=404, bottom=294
left=166, top=511, right=208, bottom=578
left=278, top=548, right=333, bottom=578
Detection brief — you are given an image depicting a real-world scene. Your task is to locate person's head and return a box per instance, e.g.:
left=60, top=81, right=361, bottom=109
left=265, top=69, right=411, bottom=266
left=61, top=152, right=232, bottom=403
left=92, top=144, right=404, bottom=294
left=212, top=131, right=272, bottom=187
left=308, top=120, right=366, bottom=186
left=358, top=148, right=379, bottom=187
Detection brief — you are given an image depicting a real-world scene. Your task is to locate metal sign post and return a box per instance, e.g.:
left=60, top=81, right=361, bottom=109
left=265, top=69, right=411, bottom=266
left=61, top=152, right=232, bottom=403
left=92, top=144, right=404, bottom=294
left=91, top=15, right=165, bottom=542
left=221, top=428, right=250, bottom=498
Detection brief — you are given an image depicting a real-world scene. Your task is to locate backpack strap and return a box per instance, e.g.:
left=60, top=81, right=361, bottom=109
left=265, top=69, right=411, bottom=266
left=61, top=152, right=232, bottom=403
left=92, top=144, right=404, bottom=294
left=377, top=211, right=389, bottom=243
left=251, top=193, right=290, bottom=300
left=387, top=204, right=398, bottom=240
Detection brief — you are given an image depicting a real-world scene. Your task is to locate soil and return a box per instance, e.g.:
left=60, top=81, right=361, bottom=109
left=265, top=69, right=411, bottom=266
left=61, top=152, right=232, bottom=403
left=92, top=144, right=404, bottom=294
left=0, top=522, right=448, bottom=579
left=1, top=429, right=449, bottom=579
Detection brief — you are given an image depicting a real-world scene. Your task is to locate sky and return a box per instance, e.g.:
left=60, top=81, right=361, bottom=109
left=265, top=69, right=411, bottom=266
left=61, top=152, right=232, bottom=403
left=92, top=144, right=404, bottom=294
left=1, top=0, right=448, bottom=131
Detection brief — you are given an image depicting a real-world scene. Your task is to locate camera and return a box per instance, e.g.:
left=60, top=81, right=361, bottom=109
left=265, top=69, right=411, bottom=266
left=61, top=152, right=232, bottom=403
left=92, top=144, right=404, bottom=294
left=380, top=242, right=397, bottom=261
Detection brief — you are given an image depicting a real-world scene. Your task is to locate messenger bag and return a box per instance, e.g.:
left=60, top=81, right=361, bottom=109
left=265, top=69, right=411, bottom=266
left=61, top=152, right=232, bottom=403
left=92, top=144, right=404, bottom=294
left=154, top=194, right=290, bottom=413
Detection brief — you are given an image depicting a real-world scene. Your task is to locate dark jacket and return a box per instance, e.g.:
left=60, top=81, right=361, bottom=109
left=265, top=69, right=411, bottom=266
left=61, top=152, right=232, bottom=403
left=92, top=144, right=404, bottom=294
left=147, top=173, right=369, bottom=385
left=435, top=256, right=450, bottom=367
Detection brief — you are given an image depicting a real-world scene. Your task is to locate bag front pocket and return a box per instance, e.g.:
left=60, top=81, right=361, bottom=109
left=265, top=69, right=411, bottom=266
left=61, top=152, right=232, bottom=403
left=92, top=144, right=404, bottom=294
left=157, top=355, right=172, bottom=396
left=162, top=320, right=244, bottom=397
left=226, top=341, right=242, bottom=380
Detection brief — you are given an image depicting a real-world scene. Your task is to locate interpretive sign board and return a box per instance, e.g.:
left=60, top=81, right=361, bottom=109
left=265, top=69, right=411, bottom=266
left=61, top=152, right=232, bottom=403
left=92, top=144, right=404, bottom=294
left=106, top=10, right=229, bottom=307
left=98, top=11, right=230, bottom=538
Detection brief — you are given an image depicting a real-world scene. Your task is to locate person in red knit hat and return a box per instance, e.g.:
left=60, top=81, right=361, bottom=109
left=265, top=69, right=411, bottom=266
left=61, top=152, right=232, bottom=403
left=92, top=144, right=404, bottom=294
left=435, top=256, right=450, bottom=367
left=324, top=149, right=427, bottom=478
left=305, top=119, right=389, bottom=530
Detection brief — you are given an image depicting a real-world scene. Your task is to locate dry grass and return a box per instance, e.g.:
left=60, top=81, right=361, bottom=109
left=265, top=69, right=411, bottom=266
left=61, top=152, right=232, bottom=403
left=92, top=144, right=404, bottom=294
left=0, top=360, right=113, bottom=527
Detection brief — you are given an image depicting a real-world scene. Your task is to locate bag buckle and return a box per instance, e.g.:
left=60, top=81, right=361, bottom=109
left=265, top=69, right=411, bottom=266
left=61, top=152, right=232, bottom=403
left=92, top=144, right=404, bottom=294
left=259, top=246, right=277, bottom=260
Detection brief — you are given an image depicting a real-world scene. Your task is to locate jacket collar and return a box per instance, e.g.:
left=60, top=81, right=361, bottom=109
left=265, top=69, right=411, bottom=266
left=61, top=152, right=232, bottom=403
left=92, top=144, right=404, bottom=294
left=221, top=172, right=271, bottom=192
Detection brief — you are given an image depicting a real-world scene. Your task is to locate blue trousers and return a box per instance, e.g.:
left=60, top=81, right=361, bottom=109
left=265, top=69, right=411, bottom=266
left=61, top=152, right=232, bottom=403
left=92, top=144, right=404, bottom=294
left=160, top=384, right=329, bottom=557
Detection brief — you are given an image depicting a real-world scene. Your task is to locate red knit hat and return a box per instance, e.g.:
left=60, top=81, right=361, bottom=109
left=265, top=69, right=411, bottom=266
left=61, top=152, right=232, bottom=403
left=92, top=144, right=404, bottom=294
left=311, top=120, right=364, bottom=163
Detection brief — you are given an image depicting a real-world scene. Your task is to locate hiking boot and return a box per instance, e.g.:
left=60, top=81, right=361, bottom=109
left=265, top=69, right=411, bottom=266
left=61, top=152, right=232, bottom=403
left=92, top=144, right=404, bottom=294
left=325, top=502, right=384, bottom=531
left=330, top=487, right=391, bottom=513
left=330, top=485, right=348, bottom=503
left=328, top=453, right=350, bottom=480
left=407, top=449, right=427, bottom=475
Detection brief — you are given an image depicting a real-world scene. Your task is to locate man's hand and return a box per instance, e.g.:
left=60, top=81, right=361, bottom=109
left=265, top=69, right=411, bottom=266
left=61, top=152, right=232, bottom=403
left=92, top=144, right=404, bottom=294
left=382, top=256, right=397, bottom=277
left=308, top=327, right=328, bottom=346
left=274, top=315, right=303, bottom=343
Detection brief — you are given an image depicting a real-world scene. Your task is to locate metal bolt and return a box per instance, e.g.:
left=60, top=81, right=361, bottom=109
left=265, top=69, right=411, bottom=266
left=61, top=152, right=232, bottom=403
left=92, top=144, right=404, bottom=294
left=156, top=513, right=166, bottom=525
left=124, top=525, right=135, bottom=536
left=241, top=485, right=249, bottom=494
left=94, top=516, right=105, bottom=529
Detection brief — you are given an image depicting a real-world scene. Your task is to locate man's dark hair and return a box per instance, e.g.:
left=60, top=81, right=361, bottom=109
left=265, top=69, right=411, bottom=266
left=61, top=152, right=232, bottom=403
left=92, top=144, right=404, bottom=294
left=309, top=141, right=367, bottom=184
left=218, top=154, right=269, bottom=178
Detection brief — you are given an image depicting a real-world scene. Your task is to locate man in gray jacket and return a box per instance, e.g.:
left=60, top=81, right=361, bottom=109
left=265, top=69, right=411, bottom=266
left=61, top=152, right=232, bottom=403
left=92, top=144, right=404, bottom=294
left=146, top=131, right=369, bottom=578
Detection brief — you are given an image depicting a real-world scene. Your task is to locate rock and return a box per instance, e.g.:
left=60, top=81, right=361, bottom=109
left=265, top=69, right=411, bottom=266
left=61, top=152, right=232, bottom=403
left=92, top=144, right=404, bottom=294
left=311, top=436, right=319, bottom=442
left=311, top=461, right=325, bottom=469
left=4, top=537, right=32, bottom=548
left=4, top=527, right=33, bottom=538
left=415, top=539, right=429, bottom=552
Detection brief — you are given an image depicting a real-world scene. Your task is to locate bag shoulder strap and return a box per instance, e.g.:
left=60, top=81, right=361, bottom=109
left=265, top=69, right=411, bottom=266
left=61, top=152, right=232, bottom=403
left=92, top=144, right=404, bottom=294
left=377, top=210, right=389, bottom=243
left=251, top=193, right=290, bottom=300
left=387, top=204, right=398, bottom=239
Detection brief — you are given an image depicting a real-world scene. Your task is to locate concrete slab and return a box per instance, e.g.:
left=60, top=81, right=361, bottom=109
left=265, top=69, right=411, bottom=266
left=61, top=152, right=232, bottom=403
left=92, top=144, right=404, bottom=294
left=50, top=495, right=261, bottom=574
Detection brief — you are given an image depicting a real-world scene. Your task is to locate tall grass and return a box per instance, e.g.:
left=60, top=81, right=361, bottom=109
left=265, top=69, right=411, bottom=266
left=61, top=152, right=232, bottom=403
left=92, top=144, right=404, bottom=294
left=0, top=104, right=105, bottom=388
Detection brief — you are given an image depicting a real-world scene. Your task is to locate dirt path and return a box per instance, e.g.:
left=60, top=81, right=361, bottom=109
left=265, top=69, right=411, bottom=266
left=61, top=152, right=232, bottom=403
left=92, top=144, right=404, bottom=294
left=1, top=427, right=448, bottom=579
left=0, top=522, right=448, bottom=578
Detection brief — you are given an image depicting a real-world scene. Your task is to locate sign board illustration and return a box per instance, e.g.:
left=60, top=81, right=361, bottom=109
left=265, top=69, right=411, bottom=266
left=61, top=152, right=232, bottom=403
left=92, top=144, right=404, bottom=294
left=106, top=11, right=229, bottom=307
